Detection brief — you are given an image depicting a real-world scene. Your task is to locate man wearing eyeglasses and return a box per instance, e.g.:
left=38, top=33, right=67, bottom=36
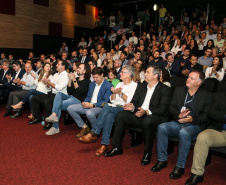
left=197, top=47, right=213, bottom=72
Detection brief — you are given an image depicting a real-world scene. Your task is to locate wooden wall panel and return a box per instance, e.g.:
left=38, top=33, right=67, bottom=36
left=0, top=0, right=96, bottom=49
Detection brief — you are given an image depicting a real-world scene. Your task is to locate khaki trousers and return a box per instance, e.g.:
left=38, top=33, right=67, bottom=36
left=191, top=129, right=226, bottom=175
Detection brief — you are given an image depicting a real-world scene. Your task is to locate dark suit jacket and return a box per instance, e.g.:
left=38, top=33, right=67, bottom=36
left=130, top=82, right=172, bottom=122
left=207, top=92, right=226, bottom=132
left=84, top=79, right=113, bottom=107
left=9, top=69, right=25, bottom=85
left=77, top=56, right=91, bottom=64
left=52, top=60, right=58, bottom=75
left=163, top=60, right=181, bottom=77
left=170, top=86, right=213, bottom=130
left=0, top=68, right=13, bottom=84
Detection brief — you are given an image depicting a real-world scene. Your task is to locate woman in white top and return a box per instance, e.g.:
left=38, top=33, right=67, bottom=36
left=11, top=63, right=53, bottom=117
left=92, top=52, right=102, bottom=67
left=205, top=56, right=224, bottom=81
left=171, top=39, right=182, bottom=55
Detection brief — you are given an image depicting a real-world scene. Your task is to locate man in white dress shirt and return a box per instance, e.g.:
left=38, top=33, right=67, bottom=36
left=29, top=60, right=69, bottom=124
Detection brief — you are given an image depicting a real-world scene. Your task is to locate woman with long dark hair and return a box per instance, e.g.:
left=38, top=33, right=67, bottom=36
left=205, top=56, right=224, bottom=81
left=133, top=59, right=145, bottom=83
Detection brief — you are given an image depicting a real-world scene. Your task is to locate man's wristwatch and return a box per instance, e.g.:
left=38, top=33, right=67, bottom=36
left=73, top=80, right=77, bottom=83
left=119, top=93, right=123, bottom=97
left=93, top=104, right=96, bottom=108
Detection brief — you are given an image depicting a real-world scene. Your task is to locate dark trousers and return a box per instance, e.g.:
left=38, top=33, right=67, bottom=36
left=112, top=111, right=163, bottom=153
left=0, top=84, right=20, bottom=103
left=31, top=93, right=56, bottom=120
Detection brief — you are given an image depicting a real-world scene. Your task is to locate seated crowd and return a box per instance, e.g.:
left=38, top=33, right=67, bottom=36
left=0, top=13, right=226, bottom=185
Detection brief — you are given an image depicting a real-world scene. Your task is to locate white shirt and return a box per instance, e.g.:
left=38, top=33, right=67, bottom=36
left=205, top=67, right=225, bottom=82
left=21, top=70, right=38, bottom=90
left=129, top=36, right=138, bottom=45
left=90, top=81, right=104, bottom=104
left=14, top=69, right=21, bottom=80
left=51, top=70, right=69, bottom=94
left=81, top=56, right=86, bottom=63
left=141, top=82, right=158, bottom=115
left=34, top=74, right=53, bottom=94
left=110, top=81, right=137, bottom=106
left=2, top=69, right=8, bottom=80
left=223, top=58, right=226, bottom=69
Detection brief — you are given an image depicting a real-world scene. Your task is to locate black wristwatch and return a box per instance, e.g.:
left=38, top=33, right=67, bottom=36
left=93, top=104, right=96, bottom=108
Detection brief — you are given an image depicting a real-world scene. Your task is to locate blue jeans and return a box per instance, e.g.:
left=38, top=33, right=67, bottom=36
left=67, top=103, right=102, bottom=128
left=22, top=89, right=44, bottom=110
left=159, top=17, right=165, bottom=25
left=52, top=92, right=81, bottom=129
left=157, top=121, right=201, bottom=168
left=91, top=104, right=123, bottom=145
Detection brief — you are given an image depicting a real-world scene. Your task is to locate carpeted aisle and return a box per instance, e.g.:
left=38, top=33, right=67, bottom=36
left=0, top=107, right=225, bottom=185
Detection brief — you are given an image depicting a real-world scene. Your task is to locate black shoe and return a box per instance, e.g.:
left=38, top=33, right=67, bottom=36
left=185, top=174, right=203, bottom=185
left=169, top=166, right=185, bottom=179
left=10, top=112, right=22, bottom=118
left=28, top=118, right=41, bottom=125
left=43, top=123, right=53, bottom=130
left=151, top=161, right=167, bottom=172
left=141, top=152, right=151, bottom=166
left=3, top=110, right=12, bottom=117
left=104, top=147, right=123, bottom=157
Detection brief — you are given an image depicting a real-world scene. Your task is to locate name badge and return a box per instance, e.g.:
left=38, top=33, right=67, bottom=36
left=180, top=106, right=186, bottom=112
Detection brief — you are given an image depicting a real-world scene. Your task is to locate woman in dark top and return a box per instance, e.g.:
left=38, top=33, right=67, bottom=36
left=44, top=63, right=91, bottom=132
left=190, top=39, right=198, bottom=55
left=203, top=39, right=215, bottom=51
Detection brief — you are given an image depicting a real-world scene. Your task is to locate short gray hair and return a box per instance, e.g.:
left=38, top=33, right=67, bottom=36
left=116, top=59, right=122, bottom=65
left=122, top=65, right=135, bottom=78
left=148, top=66, right=161, bottom=80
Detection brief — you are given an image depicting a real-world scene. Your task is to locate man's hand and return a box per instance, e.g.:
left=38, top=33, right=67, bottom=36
left=178, top=116, right=193, bottom=123
left=135, top=107, right=145, bottom=117
left=5, top=74, right=12, bottom=80
left=31, top=72, right=36, bottom=79
left=180, top=62, right=185, bottom=67
left=123, top=103, right=134, bottom=111
left=178, top=109, right=190, bottom=119
left=82, top=102, right=94, bottom=109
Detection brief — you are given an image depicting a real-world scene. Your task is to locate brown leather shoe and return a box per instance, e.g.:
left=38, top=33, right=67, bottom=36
left=76, top=127, right=90, bottom=138
left=95, top=145, right=108, bottom=157
left=78, top=133, right=97, bottom=143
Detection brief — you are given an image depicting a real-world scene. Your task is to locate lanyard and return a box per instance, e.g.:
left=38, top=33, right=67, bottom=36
left=184, top=92, right=195, bottom=106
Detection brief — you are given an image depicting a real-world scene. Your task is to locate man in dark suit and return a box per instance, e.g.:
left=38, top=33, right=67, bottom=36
left=163, top=53, right=181, bottom=77
left=151, top=70, right=213, bottom=179
left=0, top=61, right=12, bottom=84
left=104, top=66, right=172, bottom=166
left=181, top=54, right=203, bottom=77
left=50, top=54, right=58, bottom=75
left=77, top=48, right=91, bottom=64
left=185, top=92, right=226, bottom=185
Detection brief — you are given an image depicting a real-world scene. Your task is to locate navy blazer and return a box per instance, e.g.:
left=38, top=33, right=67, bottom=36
left=84, top=79, right=113, bottom=107
left=9, top=69, right=25, bottom=85
left=163, top=60, right=181, bottom=77
left=0, top=68, right=13, bottom=84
